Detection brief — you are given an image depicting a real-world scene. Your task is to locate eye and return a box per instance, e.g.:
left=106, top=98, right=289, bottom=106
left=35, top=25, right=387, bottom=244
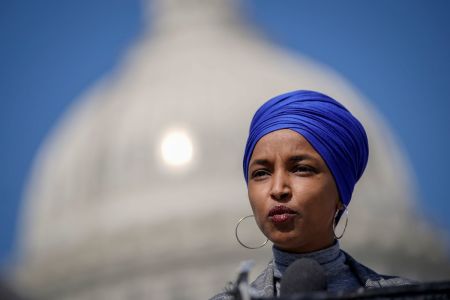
left=292, top=165, right=316, bottom=175
left=251, top=169, right=270, bottom=180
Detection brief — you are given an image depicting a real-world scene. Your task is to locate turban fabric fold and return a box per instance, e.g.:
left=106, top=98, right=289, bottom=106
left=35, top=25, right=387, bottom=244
left=243, top=90, right=369, bottom=207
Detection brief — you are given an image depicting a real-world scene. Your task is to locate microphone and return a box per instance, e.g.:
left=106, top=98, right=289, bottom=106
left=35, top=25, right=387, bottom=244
left=280, top=258, right=327, bottom=296
left=218, top=259, right=450, bottom=300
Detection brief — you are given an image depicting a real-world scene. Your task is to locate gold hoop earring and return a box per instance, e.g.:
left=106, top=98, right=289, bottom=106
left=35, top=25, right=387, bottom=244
left=333, top=205, right=349, bottom=240
left=235, top=215, right=268, bottom=249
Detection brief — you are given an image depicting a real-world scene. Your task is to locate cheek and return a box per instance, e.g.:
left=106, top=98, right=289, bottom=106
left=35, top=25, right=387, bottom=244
left=295, top=178, right=338, bottom=216
left=321, top=177, right=340, bottom=207
left=247, top=186, right=267, bottom=226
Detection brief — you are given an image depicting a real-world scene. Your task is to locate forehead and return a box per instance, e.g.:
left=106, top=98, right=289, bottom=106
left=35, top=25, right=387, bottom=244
left=251, top=129, right=321, bottom=160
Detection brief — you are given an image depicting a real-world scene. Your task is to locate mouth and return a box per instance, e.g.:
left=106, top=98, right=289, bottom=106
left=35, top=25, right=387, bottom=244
left=268, top=205, right=298, bottom=224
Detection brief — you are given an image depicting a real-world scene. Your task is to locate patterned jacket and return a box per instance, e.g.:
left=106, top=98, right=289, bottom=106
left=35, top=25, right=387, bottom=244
left=210, top=251, right=415, bottom=299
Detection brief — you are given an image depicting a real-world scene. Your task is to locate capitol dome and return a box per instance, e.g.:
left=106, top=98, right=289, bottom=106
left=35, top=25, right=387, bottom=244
left=14, top=0, right=450, bottom=299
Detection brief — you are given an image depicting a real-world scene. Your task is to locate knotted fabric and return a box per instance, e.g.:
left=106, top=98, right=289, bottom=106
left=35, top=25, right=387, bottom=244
left=243, top=90, right=369, bottom=206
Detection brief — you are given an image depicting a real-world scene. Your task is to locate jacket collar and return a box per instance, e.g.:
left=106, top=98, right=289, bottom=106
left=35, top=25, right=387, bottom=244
left=249, top=250, right=413, bottom=297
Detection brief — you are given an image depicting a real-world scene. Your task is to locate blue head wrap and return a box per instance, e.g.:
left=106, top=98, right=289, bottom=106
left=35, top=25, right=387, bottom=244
left=243, top=90, right=369, bottom=207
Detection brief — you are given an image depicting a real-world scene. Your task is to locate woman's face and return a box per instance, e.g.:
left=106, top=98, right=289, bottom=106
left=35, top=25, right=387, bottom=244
left=248, top=129, right=340, bottom=253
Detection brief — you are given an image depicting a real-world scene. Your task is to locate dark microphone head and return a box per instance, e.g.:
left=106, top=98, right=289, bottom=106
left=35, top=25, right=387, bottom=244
left=280, top=258, right=327, bottom=296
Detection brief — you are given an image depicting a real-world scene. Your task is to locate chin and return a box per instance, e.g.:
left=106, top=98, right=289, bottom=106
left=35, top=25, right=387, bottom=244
left=269, top=233, right=303, bottom=251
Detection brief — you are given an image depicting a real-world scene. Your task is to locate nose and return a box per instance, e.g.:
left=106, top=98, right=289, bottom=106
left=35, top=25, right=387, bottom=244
left=270, top=171, right=291, bottom=202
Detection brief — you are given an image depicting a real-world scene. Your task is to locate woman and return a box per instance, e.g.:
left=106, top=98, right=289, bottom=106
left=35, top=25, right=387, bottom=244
left=211, top=90, right=413, bottom=299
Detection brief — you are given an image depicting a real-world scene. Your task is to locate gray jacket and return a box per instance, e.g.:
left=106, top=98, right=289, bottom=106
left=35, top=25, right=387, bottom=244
left=210, top=251, right=415, bottom=299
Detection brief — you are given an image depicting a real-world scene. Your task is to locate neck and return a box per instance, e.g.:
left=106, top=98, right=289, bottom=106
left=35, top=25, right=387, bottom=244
left=272, top=240, right=342, bottom=278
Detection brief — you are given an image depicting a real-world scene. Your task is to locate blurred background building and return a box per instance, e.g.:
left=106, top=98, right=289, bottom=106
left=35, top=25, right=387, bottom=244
left=1, top=0, right=450, bottom=299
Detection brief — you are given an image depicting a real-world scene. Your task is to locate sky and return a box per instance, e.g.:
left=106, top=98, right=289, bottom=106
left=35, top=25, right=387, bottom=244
left=241, top=0, right=450, bottom=231
left=1, top=0, right=449, bottom=269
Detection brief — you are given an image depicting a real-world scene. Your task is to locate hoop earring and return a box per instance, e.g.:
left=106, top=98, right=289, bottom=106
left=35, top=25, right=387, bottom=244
left=333, top=205, right=349, bottom=240
left=235, top=215, right=268, bottom=249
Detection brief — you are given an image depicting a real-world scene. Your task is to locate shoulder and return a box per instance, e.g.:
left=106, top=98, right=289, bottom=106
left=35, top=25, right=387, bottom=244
left=342, top=250, right=417, bottom=288
left=209, top=260, right=275, bottom=300
left=209, top=280, right=237, bottom=300
left=209, top=291, right=233, bottom=300
left=249, top=260, right=276, bottom=297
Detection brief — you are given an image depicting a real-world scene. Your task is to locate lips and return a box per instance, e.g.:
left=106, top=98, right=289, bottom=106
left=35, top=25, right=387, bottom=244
left=268, top=205, right=298, bottom=224
left=268, top=205, right=297, bottom=216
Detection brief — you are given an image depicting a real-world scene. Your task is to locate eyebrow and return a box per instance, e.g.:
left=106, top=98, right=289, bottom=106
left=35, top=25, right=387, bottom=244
left=249, top=154, right=317, bottom=168
left=249, top=159, right=270, bottom=168
left=288, top=155, right=317, bottom=163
